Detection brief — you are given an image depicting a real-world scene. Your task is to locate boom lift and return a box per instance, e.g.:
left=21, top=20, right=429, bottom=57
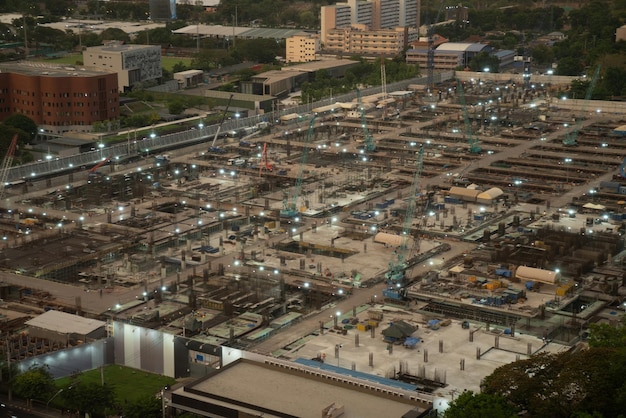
left=457, top=80, right=482, bottom=154
left=357, top=89, right=376, bottom=152
left=209, top=93, right=234, bottom=153
left=280, top=115, right=316, bottom=218
left=0, top=134, right=19, bottom=200
left=384, top=147, right=424, bottom=292
left=563, top=66, right=601, bottom=147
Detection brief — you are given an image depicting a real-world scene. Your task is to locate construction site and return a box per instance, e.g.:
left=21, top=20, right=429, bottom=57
left=1, top=68, right=626, bottom=416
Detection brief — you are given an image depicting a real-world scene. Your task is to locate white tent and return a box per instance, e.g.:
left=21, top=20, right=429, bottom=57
left=374, top=232, right=412, bottom=247
left=515, top=266, right=561, bottom=285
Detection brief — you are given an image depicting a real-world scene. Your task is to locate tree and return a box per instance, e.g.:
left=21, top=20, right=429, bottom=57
left=168, top=100, right=184, bottom=115
left=444, top=391, right=518, bottom=418
left=468, top=52, right=500, bottom=73
left=99, top=28, right=130, bottom=43
left=61, top=381, right=115, bottom=418
left=2, top=114, right=37, bottom=140
left=588, top=320, right=626, bottom=348
left=12, top=364, right=55, bottom=408
left=122, top=394, right=163, bottom=418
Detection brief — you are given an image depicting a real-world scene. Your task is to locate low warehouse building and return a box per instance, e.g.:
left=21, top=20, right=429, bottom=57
left=25, top=310, right=107, bottom=346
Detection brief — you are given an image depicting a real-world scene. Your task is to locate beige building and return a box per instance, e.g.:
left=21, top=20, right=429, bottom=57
left=325, top=25, right=413, bottom=57
left=83, top=43, right=162, bottom=92
left=286, top=34, right=320, bottom=63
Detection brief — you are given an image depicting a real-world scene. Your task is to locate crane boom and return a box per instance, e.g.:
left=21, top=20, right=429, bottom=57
left=385, top=147, right=424, bottom=286
left=0, top=134, right=19, bottom=200
left=281, top=115, right=316, bottom=218
left=563, top=65, right=601, bottom=147
left=210, top=93, right=234, bottom=150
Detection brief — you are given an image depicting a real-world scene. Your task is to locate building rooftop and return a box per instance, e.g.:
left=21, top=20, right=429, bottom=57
left=173, top=358, right=428, bottom=418
left=0, top=61, right=114, bottom=77
left=26, top=310, right=106, bottom=335
left=172, top=24, right=309, bottom=40
left=85, top=43, right=158, bottom=53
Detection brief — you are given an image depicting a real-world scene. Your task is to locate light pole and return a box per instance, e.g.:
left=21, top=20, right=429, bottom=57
left=47, top=388, right=64, bottom=410
left=601, top=143, right=608, bottom=168
left=564, top=158, right=572, bottom=184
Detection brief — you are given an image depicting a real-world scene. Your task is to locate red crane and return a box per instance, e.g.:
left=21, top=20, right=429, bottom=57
left=259, top=143, right=273, bottom=177
left=88, top=157, right=111, bottom=176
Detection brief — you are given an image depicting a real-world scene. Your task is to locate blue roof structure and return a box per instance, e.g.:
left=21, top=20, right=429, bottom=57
left=295, top=358, right=417, bottom=391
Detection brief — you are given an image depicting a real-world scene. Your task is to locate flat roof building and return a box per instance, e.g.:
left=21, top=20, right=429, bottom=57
left=286, top=33, right=320, bottom=63
left=170, top=356, right=431, bottom=418
left=0, top=61, right=119, bottom=135
left=83, top=43, right=162, bottom=92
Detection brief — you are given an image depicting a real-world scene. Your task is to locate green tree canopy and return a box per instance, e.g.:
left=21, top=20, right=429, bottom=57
left=61, top=381, right=116, bottom=418
left=444, top=391, right=518, bottom=418
left=12, top=365, right=55, bottom=407
left=2, top=114, right=37, bottom=140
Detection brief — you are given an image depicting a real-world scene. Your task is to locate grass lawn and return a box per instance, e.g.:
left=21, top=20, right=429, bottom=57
left=162, top=56, right=193, bottom=72
left=35, top=54, right=194, bottom=72
left=55, top=365, right=175, bottom=404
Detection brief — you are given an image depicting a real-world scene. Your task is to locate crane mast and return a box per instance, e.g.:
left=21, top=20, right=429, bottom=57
left=426, top=0, right=445, bottom=94
left=209, top=93, right=234, bottom=152
left=357, top=89, right=376, bottom=153
left=563, top=65, right=601, bottom=147
left=0, top=134, right=19, bottom=200
left=385, top=147, right=424, bottom=287
left=457, top=79, right=482, bottom=154
left=280, top=115, right=316, bottom=218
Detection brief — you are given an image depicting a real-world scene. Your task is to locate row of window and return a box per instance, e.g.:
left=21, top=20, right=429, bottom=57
left=2, top=90, right=117, bottom=98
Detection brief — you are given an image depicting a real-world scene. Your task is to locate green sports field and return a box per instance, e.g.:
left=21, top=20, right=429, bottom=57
left=54, top=364, right=176, bottom=404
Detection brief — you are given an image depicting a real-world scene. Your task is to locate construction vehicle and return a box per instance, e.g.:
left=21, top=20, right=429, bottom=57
left=208, top=93, right=234, bottom=153
left=0, top=134, right=19, bottom=200
left=384, top=147, right=424, bottom=291
left=457, top=80, right=482, bottom=154
left=563, top=66, right=601, bottom=147
left=280, top=115, right=316, bottom=218
left=357, top=89, right=376, bottom=153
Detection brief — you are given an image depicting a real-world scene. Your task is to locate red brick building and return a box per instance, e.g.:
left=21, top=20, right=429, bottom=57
left=0, top=62, right=119, bottom=134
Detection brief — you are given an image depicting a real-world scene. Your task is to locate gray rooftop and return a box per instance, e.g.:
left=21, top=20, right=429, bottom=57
left=26, top=310, right=106, bottom=335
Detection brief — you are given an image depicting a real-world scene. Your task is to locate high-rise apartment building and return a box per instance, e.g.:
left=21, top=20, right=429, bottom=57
left=320, top=0, right=419, bottom=51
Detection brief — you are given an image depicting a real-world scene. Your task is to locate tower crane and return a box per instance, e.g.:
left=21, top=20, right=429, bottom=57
left=426, top=0, right=445, bottom=94
left=357, top=89, right=376, bottom=153
left=563, top=65, right=601, bottom=147
left=0, top=134, right=19, bottom=200
left=384, top=147, right=424, bottom=290
left=280, top=115, right=316, bottom=218
left=209, top=93, right=234, bottom=153
left=457, top=79, right=482, bottom=154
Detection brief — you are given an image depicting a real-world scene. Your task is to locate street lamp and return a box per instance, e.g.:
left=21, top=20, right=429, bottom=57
left=47, top=388, right=64, bottom=410
left=333, top=310, right=341, bottom=328
left=601, top=143, right=608, bottom=168
left=564, top=158, right=572, bottom=184
left=235, top=112, right=240, bottom=129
